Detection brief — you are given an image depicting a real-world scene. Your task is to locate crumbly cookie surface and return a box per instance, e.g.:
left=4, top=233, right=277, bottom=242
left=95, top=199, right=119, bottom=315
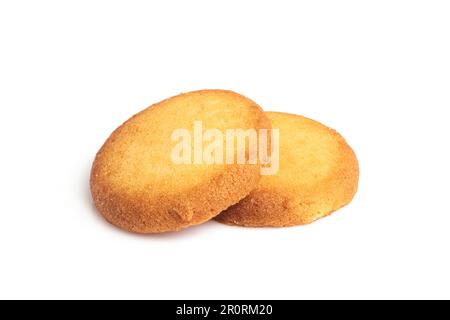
left=216, top=112, right=359, bottom=227
left=91, top=90, right=270, bottom=233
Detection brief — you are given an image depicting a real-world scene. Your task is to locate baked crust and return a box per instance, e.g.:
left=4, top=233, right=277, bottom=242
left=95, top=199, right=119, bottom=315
left=216, top=112, right=359, bottom=227
left=91, top=90, right=271, bottom=233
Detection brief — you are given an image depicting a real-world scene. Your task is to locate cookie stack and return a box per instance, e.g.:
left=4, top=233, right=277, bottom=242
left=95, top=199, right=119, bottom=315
left=90, top=90, right=359, bottom=233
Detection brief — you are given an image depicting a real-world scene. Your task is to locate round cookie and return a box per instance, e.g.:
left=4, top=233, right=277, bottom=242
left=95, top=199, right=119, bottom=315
left=91, top=90, right=271, bottom=233
left=216, top=112, right=359, bottom=227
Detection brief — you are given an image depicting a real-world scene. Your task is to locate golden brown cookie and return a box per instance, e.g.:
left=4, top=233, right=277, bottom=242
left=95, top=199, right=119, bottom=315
left=216, top=112, right=359, bottom=227
left=91, top=90, right=271, bottom=233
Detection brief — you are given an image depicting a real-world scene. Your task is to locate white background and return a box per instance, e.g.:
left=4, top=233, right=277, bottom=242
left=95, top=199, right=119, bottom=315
left=0, top=1, right=449, bottom=300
